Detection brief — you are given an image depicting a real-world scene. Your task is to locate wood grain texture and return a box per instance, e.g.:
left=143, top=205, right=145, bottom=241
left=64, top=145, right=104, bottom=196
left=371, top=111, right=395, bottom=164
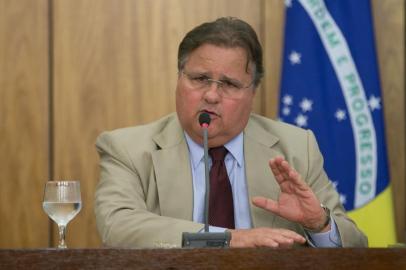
left=1, top=248, right=406, bottom=270
left=372, top=0, right=405, bottom=242
left=52, top=0, right=263, bottom=247
left=0, top=0, right=49, bottom=247
left=262, top=0, right=285, bottom=118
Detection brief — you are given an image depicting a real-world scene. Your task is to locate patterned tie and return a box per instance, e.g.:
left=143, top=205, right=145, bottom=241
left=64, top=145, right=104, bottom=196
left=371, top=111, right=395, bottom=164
left=208, top=146, right=235, bottom=229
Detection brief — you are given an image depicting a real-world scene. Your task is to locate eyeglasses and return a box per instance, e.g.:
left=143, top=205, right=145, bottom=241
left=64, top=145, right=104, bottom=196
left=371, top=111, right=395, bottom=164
left=180, top=70, right=254, bottom=99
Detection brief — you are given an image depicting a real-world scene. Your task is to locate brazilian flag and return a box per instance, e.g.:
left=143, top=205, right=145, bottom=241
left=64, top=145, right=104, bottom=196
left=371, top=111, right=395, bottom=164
left=278, top=0, right=396, bottom=247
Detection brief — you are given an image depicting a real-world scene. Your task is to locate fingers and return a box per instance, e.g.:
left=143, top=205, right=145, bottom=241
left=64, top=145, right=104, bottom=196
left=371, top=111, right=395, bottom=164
left=267, top=233, right=295, bottom=248
left=264, top=157, right=321, bottom=228
left=269, top=157, right=306, bottom=189
left=230, top=228, right=306, bottom=248
left=274, top=228, right=306, bottom=243
left=270, top=157, right=297, bottom=182
left=269, top=157, right=286, bottom=183
left=262, top=228, right=306, bottom=246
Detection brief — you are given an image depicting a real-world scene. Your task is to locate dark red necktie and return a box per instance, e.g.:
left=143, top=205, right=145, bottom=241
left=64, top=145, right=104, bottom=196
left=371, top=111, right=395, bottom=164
left=208, top=146, right=235, bottom=229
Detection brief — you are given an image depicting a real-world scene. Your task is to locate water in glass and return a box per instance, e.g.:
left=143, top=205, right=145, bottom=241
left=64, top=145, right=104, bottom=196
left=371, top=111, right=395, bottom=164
left=43, top=181, right=82, bottom=248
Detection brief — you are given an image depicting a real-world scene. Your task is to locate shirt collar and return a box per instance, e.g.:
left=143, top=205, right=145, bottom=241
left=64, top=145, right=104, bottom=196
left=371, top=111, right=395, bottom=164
left=184, top=132, right=244, bottom=169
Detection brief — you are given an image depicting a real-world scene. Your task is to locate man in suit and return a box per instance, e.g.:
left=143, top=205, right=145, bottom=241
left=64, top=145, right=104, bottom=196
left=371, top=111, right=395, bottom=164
left=95, top=17, right=367, bottom=248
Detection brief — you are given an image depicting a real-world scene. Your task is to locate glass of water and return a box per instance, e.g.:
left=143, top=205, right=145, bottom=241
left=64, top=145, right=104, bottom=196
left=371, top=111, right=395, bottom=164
left=43, top=181, right=82, bottom=248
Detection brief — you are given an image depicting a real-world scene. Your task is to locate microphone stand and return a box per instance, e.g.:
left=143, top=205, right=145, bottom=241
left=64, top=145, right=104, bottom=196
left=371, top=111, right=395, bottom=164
left=203, top=125, right=210, bottom=233
left=182, top=115, right=231, bottom=248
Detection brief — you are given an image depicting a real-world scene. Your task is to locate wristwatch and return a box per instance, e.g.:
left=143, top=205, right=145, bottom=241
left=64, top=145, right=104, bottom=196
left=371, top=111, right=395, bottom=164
left=303, top=204, right=331, bottom=233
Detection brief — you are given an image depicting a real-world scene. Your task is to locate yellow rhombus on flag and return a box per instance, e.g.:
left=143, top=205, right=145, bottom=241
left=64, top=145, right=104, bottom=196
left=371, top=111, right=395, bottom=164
left=348, top=186, right=396, bottom=247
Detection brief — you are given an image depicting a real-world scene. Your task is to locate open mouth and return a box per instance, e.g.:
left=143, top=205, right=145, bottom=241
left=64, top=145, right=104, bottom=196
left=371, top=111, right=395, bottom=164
left=201, top=109, right=219, bottom=118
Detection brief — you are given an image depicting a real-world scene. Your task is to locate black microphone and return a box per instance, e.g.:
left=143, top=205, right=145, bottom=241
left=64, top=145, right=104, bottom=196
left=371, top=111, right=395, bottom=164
left=182, top=112, right=231, bottom=248
left=199, top=112, right=211, bottom=127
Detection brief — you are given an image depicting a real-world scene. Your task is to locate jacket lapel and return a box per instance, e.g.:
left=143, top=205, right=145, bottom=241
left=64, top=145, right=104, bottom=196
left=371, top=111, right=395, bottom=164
left=244, top=117, right=282, bottom=228
left=151, top=115, right=193, bottom=221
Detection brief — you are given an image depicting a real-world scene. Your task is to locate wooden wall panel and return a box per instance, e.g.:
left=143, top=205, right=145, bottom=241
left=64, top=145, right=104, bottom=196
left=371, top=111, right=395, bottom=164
left=0, top=0, right=400, bottom=248
left=0, top=0, right=49, bottom=248
left=53, top=0, right=405, bottom=247
left=372, top=0, right=405, bottom=242
left=53, top=0, right=263, bottom=247
left=262, top=0, right=285, bottom=118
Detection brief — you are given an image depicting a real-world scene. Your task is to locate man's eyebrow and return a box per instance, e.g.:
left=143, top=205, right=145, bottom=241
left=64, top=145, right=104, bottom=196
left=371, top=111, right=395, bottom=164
left=188, top=70, right=211, bottom=76
left=188, top=69, right=242, bottom=83
left=220, top=74, right=241, bottom=83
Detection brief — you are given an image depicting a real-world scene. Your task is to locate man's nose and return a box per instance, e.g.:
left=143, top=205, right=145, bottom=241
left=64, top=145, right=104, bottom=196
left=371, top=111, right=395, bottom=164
left=204, top=80, right=222, bottom=102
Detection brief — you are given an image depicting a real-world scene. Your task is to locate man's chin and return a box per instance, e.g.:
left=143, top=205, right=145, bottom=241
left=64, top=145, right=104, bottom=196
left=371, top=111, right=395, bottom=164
left=207, top=134, right=234, bottom=148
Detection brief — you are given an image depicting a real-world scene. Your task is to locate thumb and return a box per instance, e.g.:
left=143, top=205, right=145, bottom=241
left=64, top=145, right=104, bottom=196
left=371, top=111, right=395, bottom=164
left=252, top=196, right=279, bottom=214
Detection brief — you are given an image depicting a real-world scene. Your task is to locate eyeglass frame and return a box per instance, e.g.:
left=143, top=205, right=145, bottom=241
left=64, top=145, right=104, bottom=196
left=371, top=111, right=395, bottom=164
left=180, top=69, right=255, bottom=99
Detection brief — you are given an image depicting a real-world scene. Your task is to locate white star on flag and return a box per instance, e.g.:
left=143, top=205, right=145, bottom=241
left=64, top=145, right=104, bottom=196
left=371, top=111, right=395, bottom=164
left=368, top=95, right=381, bottom=111
left=285, top=0, right=293, bottom=7
left=340, top=194, right=347, bottom=205
left=332, top=181, right=339, bottom=189
left=282, top=107, right=291, bottom=116
left=299, top=98, right=313, bottom=112
left=282, top=95, right=293, bottom=106
left=335, top=109, right=347, bottom=121
left=294, top=114, right=308, bottom=127
left=289, top=51, right=301, bottom=65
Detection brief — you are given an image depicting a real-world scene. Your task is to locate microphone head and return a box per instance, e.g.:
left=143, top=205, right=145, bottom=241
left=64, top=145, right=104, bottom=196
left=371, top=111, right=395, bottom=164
left=199, top=112, right=211, bottom=127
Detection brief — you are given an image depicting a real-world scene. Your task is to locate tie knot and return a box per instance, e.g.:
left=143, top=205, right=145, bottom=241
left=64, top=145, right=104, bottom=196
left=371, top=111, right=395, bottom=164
left=209, top=146, right=228, bottom=161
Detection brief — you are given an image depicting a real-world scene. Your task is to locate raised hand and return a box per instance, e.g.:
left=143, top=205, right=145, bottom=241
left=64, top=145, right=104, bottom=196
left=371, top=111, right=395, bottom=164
left=252, top=156, right=329, bottom=232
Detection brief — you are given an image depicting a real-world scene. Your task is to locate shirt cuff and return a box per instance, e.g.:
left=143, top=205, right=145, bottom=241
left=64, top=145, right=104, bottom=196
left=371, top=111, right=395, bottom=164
left=306, top=216, right=342, bottom=247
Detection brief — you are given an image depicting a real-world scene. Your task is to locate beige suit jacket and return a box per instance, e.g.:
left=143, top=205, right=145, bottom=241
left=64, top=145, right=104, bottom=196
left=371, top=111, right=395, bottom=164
left=95, top=113, right=367, bottom=248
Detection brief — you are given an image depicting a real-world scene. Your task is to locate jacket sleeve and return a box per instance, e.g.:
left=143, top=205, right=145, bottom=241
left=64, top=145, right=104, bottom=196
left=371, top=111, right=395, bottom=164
left=305, top=129, right=368, bottom=247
